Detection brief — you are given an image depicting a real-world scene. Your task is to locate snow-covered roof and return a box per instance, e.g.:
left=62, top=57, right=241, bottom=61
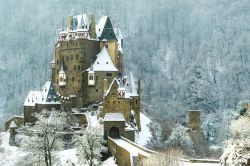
left=87, top=47, right=118, bottom=72
left=9, top=121, right=17, bottom=129
left=104, top=113, right=125, bottom=122
left=73, top=14, right=90, bottom=30
left=127, top=70, right=138, bottom=96
left=24, top=90, right=42, bottom=106
left=24, top=81, right=61, bottom=107
left=96, top=16, right=107, bottom=38
left=104, top=73, right=138, bottom=99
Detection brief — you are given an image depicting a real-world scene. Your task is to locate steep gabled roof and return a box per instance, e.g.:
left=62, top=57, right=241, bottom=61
left=96, top=16, right=107, bottom=38
left=104, top=77, right=131, bottom=99
left=9, top=121, right=17, bottom=128
left=87, top=47, right=118, bottom=72
left=24, top=81, right=61, bottom=107
left=24, top=90, right=42, bottom=106
left=96, top=16, right=117, bottom=41
left=39, top=81, right=61, bottom=105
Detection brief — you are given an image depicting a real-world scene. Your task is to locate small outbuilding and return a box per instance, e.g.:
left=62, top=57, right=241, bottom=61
left=5, top=115, right=24, bottom=131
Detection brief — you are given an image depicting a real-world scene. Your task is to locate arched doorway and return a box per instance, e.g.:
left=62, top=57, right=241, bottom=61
left=109, top=127, right=120, bottom=138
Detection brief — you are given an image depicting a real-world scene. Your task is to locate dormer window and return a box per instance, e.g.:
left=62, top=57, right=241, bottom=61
left=106, top=62, right=108, bottom=64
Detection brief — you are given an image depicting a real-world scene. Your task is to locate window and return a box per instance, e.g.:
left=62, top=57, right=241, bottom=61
left=74, top=65, right=76, bottom=71
left=89, top=75, right=94, bottom=80
left=72, top=77, right=74, bottom=82
left=96, top=76, right=98, bottom=80
left=60, top=76, right=64, bottom=81
left=78, top=65, right=80, bottom=70
left=71, top=55, right=73, bottom=61
left=106, top=61, right=108, bottom=64
left=76, top=54, right=78, bottom=60
left=67, top=43, right=68, bottom=47
left=96, top=89, right=98, bottom=92
left=106, top=73, right=112, bottom=77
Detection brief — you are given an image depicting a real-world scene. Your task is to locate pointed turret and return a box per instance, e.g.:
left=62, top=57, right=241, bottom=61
left=88, top=64, right=95, bottom=86
left=59, top=61, right=66, bottom=86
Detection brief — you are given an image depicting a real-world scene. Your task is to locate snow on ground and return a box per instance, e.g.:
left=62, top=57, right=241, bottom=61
left=88, top=113, right=100, bottom=128
left=137, top=112, right=152, bottom=146
left=101, top=157, right=117, bottom=166
left=55, top=148, right=77, bottom=166
left=0, top=132, right=26, bottom=166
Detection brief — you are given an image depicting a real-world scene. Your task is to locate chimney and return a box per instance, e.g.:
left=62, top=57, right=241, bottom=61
left=89, top=13, right=96, bottom=39
left=103, top=79, right=109, bottom=94
left=67, top=15, right=73, bottom=30
left=188, top=110, right=201, bottom=131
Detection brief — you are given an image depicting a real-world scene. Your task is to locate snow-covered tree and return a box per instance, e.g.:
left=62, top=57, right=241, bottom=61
left=220, top=111, right=250, bottom=166
left=19, top=110, right=67, bottom=166
left=164, top=124, right=194, bottom=156
left=75, top=127, right=104, bottom=166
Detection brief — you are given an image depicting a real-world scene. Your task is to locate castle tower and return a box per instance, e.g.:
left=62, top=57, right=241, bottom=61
left=96, top=16, right=120, bottom=72
left=89, top=13, right=97, bottom=39
left=188, top=110, right=201, bottom=131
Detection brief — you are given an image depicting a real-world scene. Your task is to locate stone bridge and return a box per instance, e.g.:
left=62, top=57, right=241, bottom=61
left=107, top=136, right=154, bottom=166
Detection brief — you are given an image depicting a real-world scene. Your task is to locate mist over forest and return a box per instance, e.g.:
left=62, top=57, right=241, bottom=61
left=0, top=0, right=250, bottom=147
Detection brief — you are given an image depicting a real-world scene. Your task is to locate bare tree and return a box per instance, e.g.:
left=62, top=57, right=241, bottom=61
left=20, top=110, right=67, bottom=166
left=75, top=127, right=104, bottom=166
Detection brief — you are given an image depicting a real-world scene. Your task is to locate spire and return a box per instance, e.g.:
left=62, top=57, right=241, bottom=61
left=81, top=13, right=85, bottom=28
left=60, top=60, right=65, bottom=72
left=90, top=63, right=94, bottom=71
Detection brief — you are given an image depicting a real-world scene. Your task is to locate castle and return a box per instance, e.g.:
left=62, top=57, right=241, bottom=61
left=18, top=13, right=141, bottom=138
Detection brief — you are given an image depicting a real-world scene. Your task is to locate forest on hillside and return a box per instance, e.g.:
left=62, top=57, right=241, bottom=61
left=0, top=0, right=250, bottom=148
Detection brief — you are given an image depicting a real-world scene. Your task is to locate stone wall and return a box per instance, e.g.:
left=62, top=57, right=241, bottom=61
left=124, top=129, right=135, bottom=142
left=103, top=80, right=141, bottom=130
left=108, top=137, right=132, bottom=166
left=104, top=121, right=125, bottom=139
left=85, top=71, right=118, bottom=104
left=188, top=110, right=201, bottom=131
